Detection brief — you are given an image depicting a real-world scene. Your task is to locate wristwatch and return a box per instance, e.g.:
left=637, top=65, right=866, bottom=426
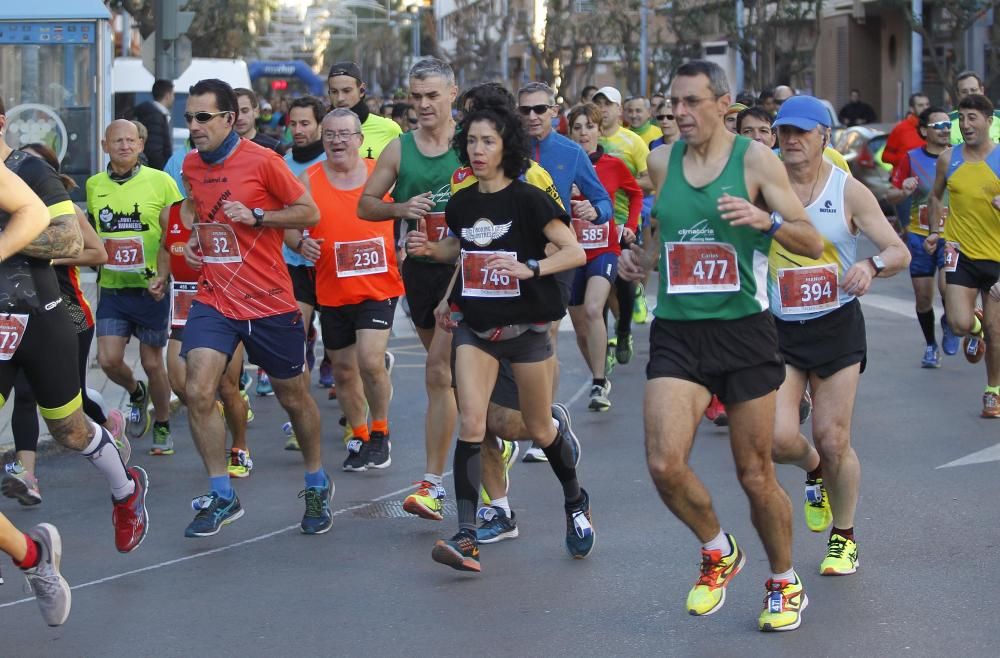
left=763, top=212, right=783, bottom=237
left=868, top=255, right=886, bottom=275
left=525, top=258, right=541, bottom=278
left=252, top=207, right=265, bottom=227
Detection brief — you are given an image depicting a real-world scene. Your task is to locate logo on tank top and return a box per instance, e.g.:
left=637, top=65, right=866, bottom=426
left=461, top=219, right=512, bottom=246
left=676, top=218, right=716, bottom=242
left=819, top=199, right=837, bottom=214
left=429, top=183, right=452, bottom=206
left=97, top=204, right=149, bottom=233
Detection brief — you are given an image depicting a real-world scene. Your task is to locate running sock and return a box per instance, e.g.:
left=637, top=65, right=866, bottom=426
left=832, top=526, right=854, bottom=541
left=592, top=378, right=607, bottom=388
left=986, top=385, right=1000, bottom=395
left=453, top=440, right=482, bottom=533
left=972, top=315, right=983, bottom=336
left=703, top=529, right=731, bottom=555
left=129, top=381, right=145, bottom=402
left=154, top=420, right=169, bottom=431
left=12, top=534, right=40, bottom=570
left=807, top=465, right=823, bottom=481
left=542, top=433, right=582, bottom=504
left=371, top=419, right=389, bottom=435
left=82, top=422, right=133, bottom=500
left=210, top=475, right=234, bottom=500
left=304, top=468, right=328, bottom=489
left=490, top=496, right=511, bottom=516
left=916, top=309, right=936, bottom=346
left=424, top=472, right=443, bottom=487
left=771, top=567, right=797, bottom=583
left=352, top=425, right=370, bottom=442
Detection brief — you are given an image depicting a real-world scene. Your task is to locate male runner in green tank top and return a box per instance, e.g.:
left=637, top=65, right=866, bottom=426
left=357, top=57, right=461, bottom=520
left=618, top=60, right=823, bottom=632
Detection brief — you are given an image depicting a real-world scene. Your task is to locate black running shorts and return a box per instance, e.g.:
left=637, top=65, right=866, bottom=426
left=775, top=299, right=867, bottom=378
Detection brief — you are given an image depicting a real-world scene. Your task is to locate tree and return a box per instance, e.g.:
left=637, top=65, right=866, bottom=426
left=439, top=0, right=518, bottom=87
left=517, top=0, right=603, bottom=102
left=647, top=1, right=714, bottom=94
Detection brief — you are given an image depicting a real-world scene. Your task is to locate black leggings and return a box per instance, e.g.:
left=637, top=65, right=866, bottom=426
left=12, top=325, right=106, bottom=453
left=614, top=277, right=636, bottom=338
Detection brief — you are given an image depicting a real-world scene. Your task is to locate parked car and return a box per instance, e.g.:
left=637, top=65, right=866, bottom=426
left=835, top=123, right=896, bottom=217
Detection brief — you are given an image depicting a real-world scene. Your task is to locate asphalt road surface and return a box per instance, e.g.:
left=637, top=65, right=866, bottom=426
left=2, top=251, right=998, bottom=657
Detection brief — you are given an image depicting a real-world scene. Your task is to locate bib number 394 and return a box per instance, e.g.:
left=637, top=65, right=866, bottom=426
left=0, top=314, right=28, bottom=361
left=665, top=242, right=739, bottom=294
left=461, top=250, right=520, bottom=298
left=103, top=237, right=145, bottom=272
left=195, top=223, right=243, bottom=264
left=777, top=264, right=839, bottom=314
left=335, top=237, right=388, bottom=278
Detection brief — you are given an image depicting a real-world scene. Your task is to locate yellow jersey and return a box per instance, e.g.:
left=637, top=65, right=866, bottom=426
left=450, top=160, right=564, bottom=209
left=943, top=145, right=1000, bottom=261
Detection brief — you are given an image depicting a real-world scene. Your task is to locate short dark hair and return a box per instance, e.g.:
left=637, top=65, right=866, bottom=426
left=581, top=85, right=598, bottom=99
left=956, top=70, right=984, bottom=87
left=390, top=102, right=413, bottom=120
left=734, top=92, right=757, bottom=107
left=918, top=106, right=949, bottom=127
left=288, top=96, right=326, bottom=123
left=957, top=93, right=994, bottom=117
left=850, top=88, right=861, bottom=95
left=675, top=60, right=730, bottom=96
left=567, top=103, right=601, bottom=130
left=152, top=79, right=174, bottom=101
left=462, top=82, right=517, bottom=112
left=908, top=92, right=928, bottom=109
left=453, top=104, right=530, bottom=180
left=234, top=88, right=259, bottom=109
left=189, top=79, right=238, bottom=114
left=736, top=106, right=773, bottom=133
left=758, top=87, right=775, bottom=102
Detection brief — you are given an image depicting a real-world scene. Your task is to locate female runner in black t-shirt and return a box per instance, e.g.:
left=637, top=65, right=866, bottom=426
left=406, top=100, right=594, bottom=572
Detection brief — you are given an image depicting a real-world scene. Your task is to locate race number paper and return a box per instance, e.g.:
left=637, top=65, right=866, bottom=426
left=103, top=237, right=145, bottom=271
left=943, top=241, right=960, bottom=273
left=195, top=223, right=243, bottom=264
left=572, top=218, right=610, bottom=249
left=917, top=204, right=948, bottom=232
left=777, top=264, right=839, bottom=315
left=334, top=237, right=388, bottom=278
left=425, top=212, right=449, bottom=243
left=665, top=242, right=740, bottom=293
left=0, top=314, right=28, bottom=361
left=170, top=282, right=199, bottom=326
left=461, top=250, right=520, bottom=298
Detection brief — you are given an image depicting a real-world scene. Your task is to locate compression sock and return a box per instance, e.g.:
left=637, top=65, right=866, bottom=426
left=542, top=433, right=582, bottom=504
left=916, top=309, right=936, bottom=346
left=82, top=422, right=133, bottom=500
left=12, top=534, right=40, bottom=569
left=453, top=441, right=482, bottom=533
left=615, top=278, right=635, bottom=339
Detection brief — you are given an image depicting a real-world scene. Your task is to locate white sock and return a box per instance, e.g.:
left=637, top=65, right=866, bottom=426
left=551, top=418, right=560, bottom=430
left=771, top=568, right=796, bottom=583
left=490, top=496, right=511, bottom=515
left=424, top=472, right=443, bottom=487
left=82, top=422, right=133, bottom=499
left=703, top=530, right=731, bottom=555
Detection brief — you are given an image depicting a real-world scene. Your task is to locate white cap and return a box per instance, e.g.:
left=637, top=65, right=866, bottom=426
left=593, top=86, right=622, bottom=105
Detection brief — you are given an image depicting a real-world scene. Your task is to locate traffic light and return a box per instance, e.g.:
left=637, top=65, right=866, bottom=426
left=158, top=0, right=195, bottom=41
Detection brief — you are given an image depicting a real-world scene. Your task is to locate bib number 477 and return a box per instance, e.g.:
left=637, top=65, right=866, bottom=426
left=665, top=242, right=740, bottom=294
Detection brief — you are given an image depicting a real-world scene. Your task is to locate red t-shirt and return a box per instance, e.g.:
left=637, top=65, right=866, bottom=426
left=883, top=114, right=925, bottom=168
left=183, top=139, right=305, bottom=320
left=165, top=202, right=199, bottom=283
left=571, top=151, right=643, bottom=261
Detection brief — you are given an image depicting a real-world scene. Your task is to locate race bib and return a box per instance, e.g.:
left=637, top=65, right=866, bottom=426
left=572, top=218, right=610, bottom=249
left=103, top=237, right=145, bottom=272
left=170, top=281, right=199, bottom=327
left=0, top=314, right=28, bottom=361
left=335, top=237, right=388, bottom=278
left=461, top=250, right=520, bottom=298
left=943, top=241, right=960, bottom=273
left=665, top=242, right=739, bottom=294
left=425, top=212, right=449, bottom=243
left=918, top=204, right=948, bottom=232
left=777, top=264, right=839, bottom=315
left=195, top=223, right=242, bottom=264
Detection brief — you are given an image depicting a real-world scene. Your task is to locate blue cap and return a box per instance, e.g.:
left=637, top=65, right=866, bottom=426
left=772, top=95, right=831, bottom=131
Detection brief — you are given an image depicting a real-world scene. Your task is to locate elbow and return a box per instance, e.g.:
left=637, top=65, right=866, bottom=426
left=356, top=198, right=374, bottom=221
left=303, top=206, right=320, bottom=228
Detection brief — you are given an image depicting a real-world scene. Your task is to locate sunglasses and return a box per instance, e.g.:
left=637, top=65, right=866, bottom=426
left=184, top=111, right=232, bottom=124
left=926, top=120, right=952, bottom=130
left=518, top=104, right=552, bottom=116
left=655, top=114, right=675, bottom=121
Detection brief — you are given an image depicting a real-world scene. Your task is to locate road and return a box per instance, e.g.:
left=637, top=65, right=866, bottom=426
left=2, top=255, right=998, bottom=657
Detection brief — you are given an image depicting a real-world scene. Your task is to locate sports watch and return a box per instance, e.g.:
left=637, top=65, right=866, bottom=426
left=525, top=259, right=541, bottom=278
left=868, top=255, right=886, bottom=275
left=252, top=207, right=265, bottom=227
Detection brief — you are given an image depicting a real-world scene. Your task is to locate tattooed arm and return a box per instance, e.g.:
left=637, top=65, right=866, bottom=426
left=18, top=210, right=84, bottom=260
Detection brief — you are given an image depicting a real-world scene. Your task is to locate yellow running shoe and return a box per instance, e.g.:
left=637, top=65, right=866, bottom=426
left=819, top=534, right=858, bottom=576
left=804, top=478, right=832, bottom=532
left=481, top=439, right=519, bottom=506
left=758, top=575, right=808, bottom=632
left=686, top=534, right=745, bottom=616
left=240, top=390, right=254, bottom=423
left=227, top=449, right=253, bottom=479
left=403, top=480, right=445, bottom=521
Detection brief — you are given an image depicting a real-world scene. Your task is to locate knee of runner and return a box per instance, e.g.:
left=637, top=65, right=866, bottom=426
left=97, top=350, right=122, bottom=371
left=425, top=360, right=453, bottom=390
left=356, top=350, right=387, bottom=377
left=646, top=452, right=686, bottom=484
left=813, top=426, right=853, bottom=460
left=139, top=352, right=165, bottom=374
left=734, top=461, right=774, bottom=494
left=583, top=300, right=605, bottom=323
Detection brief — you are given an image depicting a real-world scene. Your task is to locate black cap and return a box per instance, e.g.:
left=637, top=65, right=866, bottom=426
left=328, top=61, right=363, bottom=82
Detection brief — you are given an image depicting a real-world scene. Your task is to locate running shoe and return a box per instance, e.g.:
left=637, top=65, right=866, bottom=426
left=983, top=391, right=1000, bottom=418
left=704, top=395, right=728, bottom=427
left=240, top=369, right=252, bottom=391
left=921, top=344, right=942, bottom=368
left=367, top=431, right=392, bottom=469
left=106, top=408, right=126, bottom=445
left=522, top=445, right=548, bottom=463
left=615, top=334, right=635, bottom=365
left=149, top=423, right=174, bottom=456
left=328, top=384, right=338, bottom=400
left=798, top=390, right=813, bottom=425
left=318, top=357, right=334, bottom=388
left=481, top=439, right=519, bottom=506
left=403, top=480, right=446, bottom=520
left=632, top=282, right=649, bottom=324
left=820, top=534, right=859, bottom=575
left=804, top=478, right=832, bottom=532
left=588, top=380, right=612, bottom=412
left=605, top=337, right=617, bottom=376
left=964, top=309, right=986, bottom=364
left=113, top=466, right=149, bottom=552
left=552, top=402, right=581, bottom=467
left=941, top=315, right=959, bottom=355
left=282, top=421, right=301, bottom=451
left=2, top=461, right=41, bottom=506
left=565, top=489, right=595, bottom=559
left=184, top=490, right=244, bottom=537
left=342, top=438, right=369, bottom=472
left=431, top=529, right=481, bottom=572
left=476, top=506, right=518, bottom=544
left=758, top=575, right=808, bottom=631
left=256, top=369, right=273, bottom=396
left=686, top=533, right=745, bottom=616
left=168, top=393, right=182, bottom=414
left=228, top=449, right=253, bottom=479
left=126, top=380, right=151, bottom=439
left=240, top=390, right=254, bottom=423
left=299, top=474, right=334, bottom=535
left=22, top=523, right=71, bottom=627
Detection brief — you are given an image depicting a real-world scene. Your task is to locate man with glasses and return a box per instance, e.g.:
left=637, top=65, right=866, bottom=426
left=887, top=106, right=959, bottom=367
left=948, top=71, right=1000, bottom=145
left=327, top=61, right=402, bottom=160
left=391, top=102, right=417, bottom=133
left=624, top=96, right=663, bottom=147
left=179, top=78, right=332, bottom=537
left=87, top=120, right=181, bottom=454
left=774, top=85, right=795, bottom=107
left=650, top=101, right=679, bottom=148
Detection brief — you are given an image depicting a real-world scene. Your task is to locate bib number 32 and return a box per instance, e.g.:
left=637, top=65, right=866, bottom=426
left=195, top=223, right=243, bottom=264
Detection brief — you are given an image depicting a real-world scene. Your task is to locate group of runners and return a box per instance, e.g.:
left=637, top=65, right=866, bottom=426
left=1, top=56, right=998, bottom=634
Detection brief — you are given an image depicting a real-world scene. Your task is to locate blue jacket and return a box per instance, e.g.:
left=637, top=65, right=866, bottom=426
left=531, top=131, right=613, bottom=224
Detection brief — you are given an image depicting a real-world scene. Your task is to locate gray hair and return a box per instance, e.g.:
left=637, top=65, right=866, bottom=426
left=675, top=60, right=730, bottom=97
left=409, top=57, right=455, bottom=86
left=518, top=81, right=556, bottom=105
left=323, top=107, right=362, bottom=131
left=625, top=97, right=650, bottom=109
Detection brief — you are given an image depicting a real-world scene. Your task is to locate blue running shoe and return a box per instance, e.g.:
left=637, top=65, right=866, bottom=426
left=185, top=492, right=244, bottom=537
left=921, top=344, right=942, bottom=369
left=318, top=357, right=334, bottom=388
left=565, top=488, right=595, bottom=559
left=476, top=506, right=518, bottom=544
left=941, top=316, right=959, bottom=355
left=240, top=369, right=252, bottom=391
left=299, top=476, right=334, bottom=535
left=255, top=369, right=273, bottom=396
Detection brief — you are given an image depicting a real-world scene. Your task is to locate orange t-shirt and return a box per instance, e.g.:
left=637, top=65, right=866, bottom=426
left=183, top=139, right=304, bottom=320
left=308, top=159, right=404, bottom=307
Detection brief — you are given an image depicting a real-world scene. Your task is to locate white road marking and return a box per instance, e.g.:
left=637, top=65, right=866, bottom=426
left=937, top=442, right=1000, bottom=469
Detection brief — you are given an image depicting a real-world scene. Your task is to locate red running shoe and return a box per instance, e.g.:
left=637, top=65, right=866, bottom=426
left=704, top=395, right=728, bottom=427
left=112, top=466, right=149, bottom=553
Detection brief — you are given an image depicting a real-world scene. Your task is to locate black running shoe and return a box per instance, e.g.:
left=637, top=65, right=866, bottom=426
left=342, top=438, right=369, bottom=472
left=366, top=431, right=392, bottom=469
left=565, top=488, right=595, bottom=559
left=431, top=529, right=481, bottom=572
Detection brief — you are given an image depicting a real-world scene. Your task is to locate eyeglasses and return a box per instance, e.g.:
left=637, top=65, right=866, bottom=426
left=183, top=111, right=232, bottom=124
left=518, top=104, right=552, bottom=116
left=927, top=120, right=952, bottom=130
left=322, top=130, right=361, bottom=142
left=669, top=96, right=718, bottom=109
left=655, top=114, right=675, bottom=121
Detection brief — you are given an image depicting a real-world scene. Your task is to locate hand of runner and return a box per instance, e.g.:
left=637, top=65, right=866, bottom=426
left=299, top=237, right=324, bottom=261
left=841, top=260, right=875, bottom=296
left=398, top=192, right=435, bottom=221
left=221, top=200, right=255, bottom=226
left=901, top=177, right=919, bottom=195
left=571, top=199, right=598, bottom=223
left=486, top=253, right=533, bottom=280
left=184, top=234, right=203, bottom=271
left=923, top=232, right=940, bottom=254
left=405, top=217, right=431, bottom=257
left=620, top=227, right=636, bottom=245
left=434, top=297, right=457, bottom=332
left=147, top=276, right=166, bottom=301
left=617, top=243, right=647, bottom=281
left=718, top=193, right=770, bottom=230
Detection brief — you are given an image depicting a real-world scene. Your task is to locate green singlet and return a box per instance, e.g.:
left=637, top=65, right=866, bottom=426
left=394, top=131, right=462, bottom=263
